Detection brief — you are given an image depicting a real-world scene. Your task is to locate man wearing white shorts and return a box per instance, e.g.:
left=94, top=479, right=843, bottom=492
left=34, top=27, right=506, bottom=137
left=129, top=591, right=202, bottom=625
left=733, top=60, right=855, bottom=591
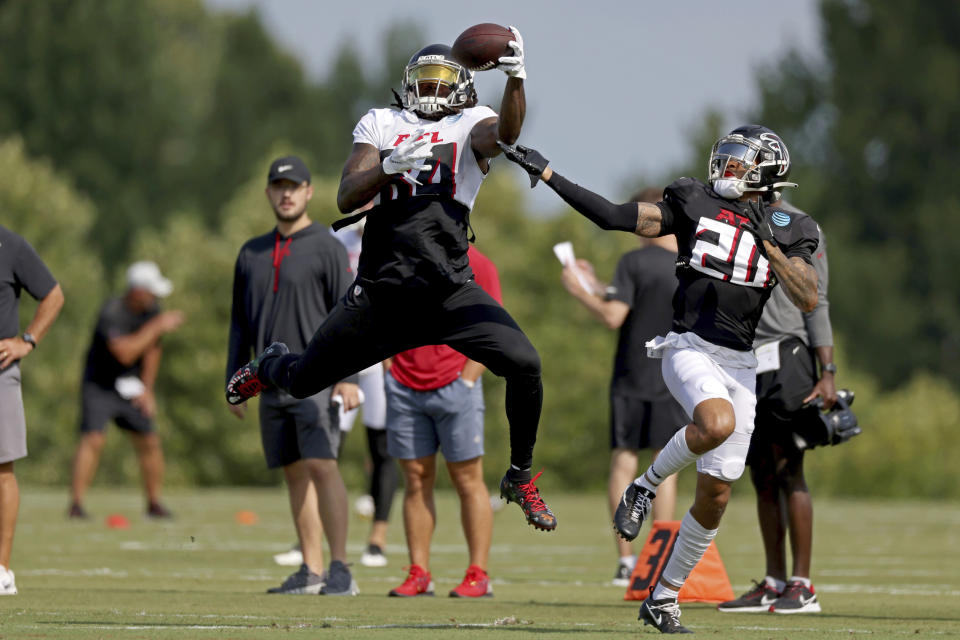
left=502, top=125, right=820, bottom=633
left=331, top=219, right=396, bottom=568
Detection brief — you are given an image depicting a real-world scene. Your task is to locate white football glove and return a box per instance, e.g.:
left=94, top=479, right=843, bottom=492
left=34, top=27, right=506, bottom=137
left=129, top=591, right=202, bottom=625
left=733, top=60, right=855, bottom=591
left=498, top=26, right=526, bottom=79
left=382, top=129, right=433, bottom=185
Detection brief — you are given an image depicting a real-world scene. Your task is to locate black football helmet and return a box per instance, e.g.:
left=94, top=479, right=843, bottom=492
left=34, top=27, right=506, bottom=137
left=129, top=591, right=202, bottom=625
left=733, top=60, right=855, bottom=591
left=708, top=125, right=797, bottom=200
left=793, top=389, right=861, bottom=450
left=400, top=44, right=476, bottom=119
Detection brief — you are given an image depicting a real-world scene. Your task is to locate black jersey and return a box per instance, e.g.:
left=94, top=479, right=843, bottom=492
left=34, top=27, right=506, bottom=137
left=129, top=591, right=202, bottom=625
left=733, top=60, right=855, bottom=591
left=656, top=178, right=819, bottom=351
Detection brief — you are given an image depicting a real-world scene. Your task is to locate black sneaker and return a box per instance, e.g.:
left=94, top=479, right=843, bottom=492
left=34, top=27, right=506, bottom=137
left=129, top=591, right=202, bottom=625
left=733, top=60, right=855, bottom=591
left=146, top=502, right=173, bottom=519
left=639, top=589, right=693, bottom=634
left=612, top=560, right=633, bottom=587
left=769, top=580, right=821, bottom=614
left=226, top=342, right=289, bottom=405
left=717, top=579, right=780, bottom=613
left=267, top=564, right=325, bottom=595
left=614, top=481, right=655, bottom=541
left=499, top=470, right=557, bottom=531
left=320, top=560, right=358, bottom=596
left=68, top=502, right=89, bottom=520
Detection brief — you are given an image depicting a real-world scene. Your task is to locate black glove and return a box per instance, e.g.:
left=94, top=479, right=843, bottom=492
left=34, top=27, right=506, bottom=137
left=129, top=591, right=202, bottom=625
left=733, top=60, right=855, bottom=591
left=497, top=141, right=549, bottom=188
left=740, top=199, right=776, bottom=244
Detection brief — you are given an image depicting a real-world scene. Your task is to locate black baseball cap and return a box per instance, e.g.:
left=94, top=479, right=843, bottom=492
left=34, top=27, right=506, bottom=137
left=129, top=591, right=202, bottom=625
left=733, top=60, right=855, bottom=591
left=268, top=156, right=311, bottom=185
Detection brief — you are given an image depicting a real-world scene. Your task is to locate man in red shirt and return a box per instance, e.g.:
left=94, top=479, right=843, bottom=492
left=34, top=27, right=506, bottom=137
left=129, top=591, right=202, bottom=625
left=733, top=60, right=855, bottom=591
left=386, top=246, right=502, bottom=598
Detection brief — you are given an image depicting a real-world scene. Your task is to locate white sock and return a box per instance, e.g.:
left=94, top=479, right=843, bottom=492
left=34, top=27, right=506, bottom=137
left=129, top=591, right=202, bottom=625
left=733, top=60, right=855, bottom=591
left=652, top=583, right=680, bottom=601
left=766, top=575, right=786, bottom=592
left=789, top=575, right=811, bottom=588
left=659, top=510, right=718, bottom=589
left=619, top=555, right=637, bottom=570
left=639, top=427, right=698, bottom=493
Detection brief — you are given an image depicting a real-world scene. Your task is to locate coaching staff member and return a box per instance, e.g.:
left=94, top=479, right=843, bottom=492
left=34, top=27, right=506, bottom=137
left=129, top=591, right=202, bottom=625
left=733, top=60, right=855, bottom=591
left=227, top=156, right=360, bottom=596
left=0, top=224, right=64, bottom=595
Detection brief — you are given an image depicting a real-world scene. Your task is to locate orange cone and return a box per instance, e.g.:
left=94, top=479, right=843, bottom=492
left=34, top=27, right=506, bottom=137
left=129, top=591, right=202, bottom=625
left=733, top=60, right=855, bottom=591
left=624, top=520, right=734, bottom=603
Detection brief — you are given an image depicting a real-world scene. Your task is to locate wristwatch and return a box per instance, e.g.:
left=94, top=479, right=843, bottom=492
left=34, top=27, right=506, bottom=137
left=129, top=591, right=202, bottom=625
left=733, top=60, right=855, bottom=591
left=22, top=332, right=37, bottom=349
left=821, top=362, right=837, bottom=375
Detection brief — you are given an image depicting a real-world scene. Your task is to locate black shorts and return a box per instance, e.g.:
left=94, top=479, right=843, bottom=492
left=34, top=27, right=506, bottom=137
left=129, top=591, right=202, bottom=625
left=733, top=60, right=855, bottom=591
left=258, top=388, right=340, bottom=469
left=748, top=337, right=822, bottom=463
left=610, top=393, right=687, bottom=450
left=80, top=381, right=153, bottom=434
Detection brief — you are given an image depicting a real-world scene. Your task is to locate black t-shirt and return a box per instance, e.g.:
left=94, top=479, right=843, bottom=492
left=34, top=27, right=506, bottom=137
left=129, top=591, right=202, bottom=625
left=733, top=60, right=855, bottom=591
left=607, top=246, right=678, bottom=400
left=0, top=225, right=57, bottom=340
left=83, top=297, right=159, bottom=388
left=656, top=178, right=819, bottom=351
left=357, top=196, right=474, bottom=290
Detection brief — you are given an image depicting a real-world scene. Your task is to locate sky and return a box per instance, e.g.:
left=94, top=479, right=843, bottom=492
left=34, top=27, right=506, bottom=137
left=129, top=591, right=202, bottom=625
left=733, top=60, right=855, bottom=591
left=204, top=0, right=822, bottom=213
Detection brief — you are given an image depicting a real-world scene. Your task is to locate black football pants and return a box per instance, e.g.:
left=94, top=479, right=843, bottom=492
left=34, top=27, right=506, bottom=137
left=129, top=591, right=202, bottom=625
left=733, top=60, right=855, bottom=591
left=260, top=280, right=543, bottom=471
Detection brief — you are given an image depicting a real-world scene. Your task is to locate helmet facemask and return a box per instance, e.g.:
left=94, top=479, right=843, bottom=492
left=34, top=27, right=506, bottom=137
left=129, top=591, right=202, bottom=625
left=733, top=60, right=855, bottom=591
left=708, top=129, right=797, bottom=201
left=402, top=53, right=475, bottom=119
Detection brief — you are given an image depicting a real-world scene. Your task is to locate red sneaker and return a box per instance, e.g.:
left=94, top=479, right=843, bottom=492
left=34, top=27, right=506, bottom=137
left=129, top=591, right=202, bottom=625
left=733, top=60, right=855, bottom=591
left=449, top=565, right=493, bottom=598
left=388, top=565, right=434, bottom=597
left=499, top=470, right=557, bottom=531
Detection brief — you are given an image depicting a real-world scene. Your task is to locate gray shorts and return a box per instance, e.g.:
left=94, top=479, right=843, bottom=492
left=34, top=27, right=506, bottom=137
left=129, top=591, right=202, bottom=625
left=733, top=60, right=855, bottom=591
left=80, top=381, right=153, bottom=433
left=0, top=365, right=27, bottom=464
left=259, top=388, right=340, bottom=469
left=385, top=374, right=485, bottom=463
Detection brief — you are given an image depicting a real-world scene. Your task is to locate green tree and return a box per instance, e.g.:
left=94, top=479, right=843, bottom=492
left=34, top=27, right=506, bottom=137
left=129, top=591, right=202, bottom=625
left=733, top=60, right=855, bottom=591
left=753, top=0, right=960, bottom=388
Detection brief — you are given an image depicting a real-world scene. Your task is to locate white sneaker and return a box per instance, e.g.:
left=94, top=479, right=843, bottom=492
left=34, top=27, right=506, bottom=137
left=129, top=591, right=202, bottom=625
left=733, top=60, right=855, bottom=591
left=0, top=566, right=17, bottom=595
left=360, top=544, right=388, bottom=567
left=273, top=546, right=304, bottom=567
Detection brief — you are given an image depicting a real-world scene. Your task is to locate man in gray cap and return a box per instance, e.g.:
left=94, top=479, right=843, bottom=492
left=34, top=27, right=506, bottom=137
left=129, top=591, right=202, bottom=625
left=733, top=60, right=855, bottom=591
left=0, top=224, right=64, bottom=595
left=68, top=261, right=184, bottom=520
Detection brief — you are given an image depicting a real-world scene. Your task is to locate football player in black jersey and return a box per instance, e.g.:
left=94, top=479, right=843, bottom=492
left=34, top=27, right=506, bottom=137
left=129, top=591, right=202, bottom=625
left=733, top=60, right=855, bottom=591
left=227, top=32, right=560, bottom=534
left=501, top=125, right=819, bottom=633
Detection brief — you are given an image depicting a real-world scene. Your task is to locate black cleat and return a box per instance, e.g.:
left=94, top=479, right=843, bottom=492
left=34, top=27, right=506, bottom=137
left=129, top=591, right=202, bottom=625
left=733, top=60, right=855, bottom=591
left=717, top=579, right=780, bottom=613
left=639, top=589, right=693, bottom=634
left=614, top=480, right=655, bottom=541
left=500, top=470, right=557, bottom=531
left=226, top=342, right=289, bottom=405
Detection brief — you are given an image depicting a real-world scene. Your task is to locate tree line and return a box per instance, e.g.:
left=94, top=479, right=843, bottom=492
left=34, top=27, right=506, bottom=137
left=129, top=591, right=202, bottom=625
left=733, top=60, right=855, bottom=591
left=1, top=0, right=957, bottom=496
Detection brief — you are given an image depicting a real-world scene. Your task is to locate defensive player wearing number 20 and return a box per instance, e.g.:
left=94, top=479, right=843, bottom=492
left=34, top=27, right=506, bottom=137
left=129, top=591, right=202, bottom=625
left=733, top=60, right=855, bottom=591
left=227, top=28, right=558, bottom=532
left=501, top=126, right=819, bottom=633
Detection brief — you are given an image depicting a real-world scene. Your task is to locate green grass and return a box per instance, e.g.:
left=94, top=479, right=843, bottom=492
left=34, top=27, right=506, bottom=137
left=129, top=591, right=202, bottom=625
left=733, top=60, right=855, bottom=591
left=1, top=487, right=959, bottom=638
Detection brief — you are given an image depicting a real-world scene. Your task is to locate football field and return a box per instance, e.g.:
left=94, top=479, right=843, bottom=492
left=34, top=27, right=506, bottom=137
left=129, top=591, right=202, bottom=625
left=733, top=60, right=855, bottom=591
left=1, top=487, right=958, bottom=638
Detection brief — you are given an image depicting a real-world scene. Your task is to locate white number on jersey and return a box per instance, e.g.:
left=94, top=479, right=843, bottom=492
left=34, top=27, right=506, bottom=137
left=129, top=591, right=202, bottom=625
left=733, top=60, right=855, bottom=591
left=690, top=217, right=772, bottom=288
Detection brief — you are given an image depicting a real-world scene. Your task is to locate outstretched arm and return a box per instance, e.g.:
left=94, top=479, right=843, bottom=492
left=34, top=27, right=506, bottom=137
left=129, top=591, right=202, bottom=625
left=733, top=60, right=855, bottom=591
left=498, top=142, right=664, bottom=237
left=472, top=27, right=527, bottom=158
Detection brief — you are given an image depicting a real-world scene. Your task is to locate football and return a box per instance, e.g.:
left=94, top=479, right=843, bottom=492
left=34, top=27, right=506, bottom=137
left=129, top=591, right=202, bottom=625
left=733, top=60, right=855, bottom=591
left=451, top=23, right=514, bottom=71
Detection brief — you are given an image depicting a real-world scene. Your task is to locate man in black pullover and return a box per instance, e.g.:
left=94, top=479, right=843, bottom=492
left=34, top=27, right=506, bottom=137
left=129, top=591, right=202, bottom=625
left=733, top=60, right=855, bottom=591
left=226, top=156, right=360, bottom=596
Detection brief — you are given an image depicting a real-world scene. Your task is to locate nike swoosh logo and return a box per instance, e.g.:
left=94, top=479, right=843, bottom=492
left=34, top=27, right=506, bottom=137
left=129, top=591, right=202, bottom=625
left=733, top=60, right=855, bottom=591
left=799, top=594, right=815, bottom=606
left=761, top=595, right=777, bottom=605
left=649, top=608, right=662, bottom=625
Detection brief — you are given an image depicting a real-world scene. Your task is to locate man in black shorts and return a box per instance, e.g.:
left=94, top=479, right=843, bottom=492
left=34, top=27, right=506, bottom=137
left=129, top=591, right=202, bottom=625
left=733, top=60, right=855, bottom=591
left=68, top=261, right=183, bottom=520
left=0, top=224, right=64, bottom=595
left=227, top=32, right=558, bottom=532
left=718, top=214, right=836, bottom=615
left=227, top=156, right=360, bottom=596
left=557, top=187, right=686, bottom=586
left=500, top=125, right=820, bottom=633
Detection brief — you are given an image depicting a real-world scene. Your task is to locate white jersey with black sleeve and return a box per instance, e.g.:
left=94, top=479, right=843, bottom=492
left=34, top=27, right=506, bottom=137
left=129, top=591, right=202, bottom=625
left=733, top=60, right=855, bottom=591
left=350, top=106, right=497, bottom=289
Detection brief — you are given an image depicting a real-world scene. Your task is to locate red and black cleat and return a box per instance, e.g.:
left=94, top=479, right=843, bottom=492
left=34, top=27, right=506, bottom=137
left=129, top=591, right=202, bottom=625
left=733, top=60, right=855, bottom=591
left=500, top=470, right=557, bottom=531
left=225, top=342, right=289, bottom=405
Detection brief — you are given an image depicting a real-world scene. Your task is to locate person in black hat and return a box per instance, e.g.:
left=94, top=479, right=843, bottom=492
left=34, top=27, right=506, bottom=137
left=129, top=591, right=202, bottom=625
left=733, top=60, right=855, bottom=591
left=226, top=155, right=360, bottom=595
